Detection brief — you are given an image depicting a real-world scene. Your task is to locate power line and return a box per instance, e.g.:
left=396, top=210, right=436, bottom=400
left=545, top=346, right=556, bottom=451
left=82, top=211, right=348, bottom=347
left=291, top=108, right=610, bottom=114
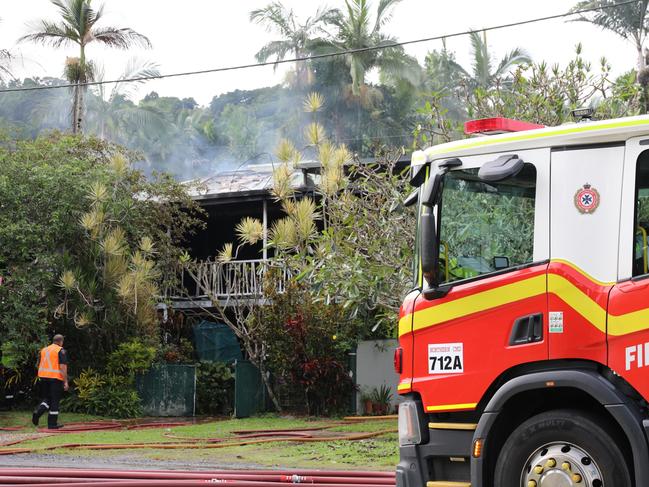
left=0, top=0, right=641, bottom=94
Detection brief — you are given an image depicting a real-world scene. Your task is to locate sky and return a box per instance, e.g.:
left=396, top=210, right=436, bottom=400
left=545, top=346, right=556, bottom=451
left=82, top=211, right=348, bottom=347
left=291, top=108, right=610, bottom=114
left=0, top=0, right=640, bottom=106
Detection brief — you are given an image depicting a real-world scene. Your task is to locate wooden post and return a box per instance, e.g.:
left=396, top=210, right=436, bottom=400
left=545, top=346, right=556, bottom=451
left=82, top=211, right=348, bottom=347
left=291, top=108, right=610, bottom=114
left=262, top=199, right=268, bottom=261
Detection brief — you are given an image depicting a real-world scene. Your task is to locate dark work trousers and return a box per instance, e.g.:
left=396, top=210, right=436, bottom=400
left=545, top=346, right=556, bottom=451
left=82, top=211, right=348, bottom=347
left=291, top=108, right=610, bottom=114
left=33, top=378, right=63, bottom=427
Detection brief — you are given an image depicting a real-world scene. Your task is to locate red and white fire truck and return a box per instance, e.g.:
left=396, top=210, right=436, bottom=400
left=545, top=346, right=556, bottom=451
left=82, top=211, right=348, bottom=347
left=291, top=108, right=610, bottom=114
left=396, top=114, right=649, bottom=487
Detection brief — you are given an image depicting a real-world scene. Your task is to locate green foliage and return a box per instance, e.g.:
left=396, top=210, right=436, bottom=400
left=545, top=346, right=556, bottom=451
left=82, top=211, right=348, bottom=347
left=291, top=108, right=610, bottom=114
left=106, top=340, right=156, bottom=376
left=195, top=362, right=235, bottom=416
left=0, top=132, right=202, bottom=380
left=257, top=279, right=357, bottom=415
left=64, top=369, right=142, bottom=418
left=64, top=341, right=154, bottom=418
left=157, top=338, right=195, bottom=364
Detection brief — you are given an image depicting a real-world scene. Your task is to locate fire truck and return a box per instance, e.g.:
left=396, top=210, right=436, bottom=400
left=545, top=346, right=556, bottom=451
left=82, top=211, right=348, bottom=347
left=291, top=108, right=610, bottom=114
left=395, top=114, right=649, bottom=487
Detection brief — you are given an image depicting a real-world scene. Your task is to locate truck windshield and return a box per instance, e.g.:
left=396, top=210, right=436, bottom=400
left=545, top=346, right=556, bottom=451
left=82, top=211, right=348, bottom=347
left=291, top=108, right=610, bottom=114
left=437, top=163, right=537, bottom=284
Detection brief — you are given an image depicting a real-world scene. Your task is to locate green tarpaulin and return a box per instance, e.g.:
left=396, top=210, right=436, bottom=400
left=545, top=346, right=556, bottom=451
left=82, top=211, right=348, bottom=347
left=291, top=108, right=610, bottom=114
left=192, top=321, right=243, bottom=363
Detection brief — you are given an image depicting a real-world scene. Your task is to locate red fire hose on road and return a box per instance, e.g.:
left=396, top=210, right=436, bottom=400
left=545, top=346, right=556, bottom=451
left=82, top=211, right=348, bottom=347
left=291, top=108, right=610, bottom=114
left=0, top=468, right=396, bottom=487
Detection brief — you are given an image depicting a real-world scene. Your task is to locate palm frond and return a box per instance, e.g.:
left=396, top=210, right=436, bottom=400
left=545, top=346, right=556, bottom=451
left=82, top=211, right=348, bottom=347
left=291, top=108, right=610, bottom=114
left=19, top=21, right=79, bottom=47
left=374, top=0, right=402, bottom=33
left=254, top=40, right=292, bottom=64
left=250, top=3, right=293, bottom=35
left=90, top=26, right=152, bottom=49
left=570, top=0, right=649, bottom=41
left=109, top=57, right=160, bottom=101
left=469, top=31, right=492, bottom=88
left=494, top=48, right=531, bottom=79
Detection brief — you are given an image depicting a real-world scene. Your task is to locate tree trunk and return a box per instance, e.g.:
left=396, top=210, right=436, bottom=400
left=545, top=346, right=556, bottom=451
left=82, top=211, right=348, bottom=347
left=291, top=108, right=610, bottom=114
left=75, top=84, right=85, bottom=134
left=71, top=83, right=80, bottom=134
left=257, top=358, right=282, bottom=412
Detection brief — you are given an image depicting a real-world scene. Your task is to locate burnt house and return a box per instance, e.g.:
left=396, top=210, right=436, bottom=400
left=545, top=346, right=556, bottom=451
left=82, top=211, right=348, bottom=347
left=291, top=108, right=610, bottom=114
left=170, top=162, right=319, bottom=309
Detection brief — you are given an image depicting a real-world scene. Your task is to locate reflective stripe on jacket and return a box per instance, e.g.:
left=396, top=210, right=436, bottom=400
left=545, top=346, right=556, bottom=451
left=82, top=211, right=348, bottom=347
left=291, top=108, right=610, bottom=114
left=38, top=344, right=63, bottom=380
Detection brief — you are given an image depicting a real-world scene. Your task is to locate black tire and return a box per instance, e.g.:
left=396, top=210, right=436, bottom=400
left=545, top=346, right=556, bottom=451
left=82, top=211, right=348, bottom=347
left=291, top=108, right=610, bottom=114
left=494, top=409, right=632, bottom=487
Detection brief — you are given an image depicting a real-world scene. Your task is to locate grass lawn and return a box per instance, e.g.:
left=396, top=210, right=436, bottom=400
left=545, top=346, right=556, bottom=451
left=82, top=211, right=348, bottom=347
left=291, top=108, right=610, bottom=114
left=0, top=412, right=398, bottom=470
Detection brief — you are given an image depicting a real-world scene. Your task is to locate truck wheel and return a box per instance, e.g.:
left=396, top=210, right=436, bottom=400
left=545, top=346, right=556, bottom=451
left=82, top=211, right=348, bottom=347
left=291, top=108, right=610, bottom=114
left=493, top=409, right=631, bottom=487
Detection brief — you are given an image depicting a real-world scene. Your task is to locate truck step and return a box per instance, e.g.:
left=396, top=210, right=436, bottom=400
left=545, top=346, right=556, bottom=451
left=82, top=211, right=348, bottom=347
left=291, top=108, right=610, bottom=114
left=426, top=482, right=471, bottom=487
left=429, top=422, right=478, bottom=431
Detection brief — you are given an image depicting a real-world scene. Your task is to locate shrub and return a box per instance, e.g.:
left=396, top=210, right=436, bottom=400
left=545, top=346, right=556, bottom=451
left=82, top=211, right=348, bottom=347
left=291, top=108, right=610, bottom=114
left=64, top=368, right=142, bottom=418
left=257, top=280, right=356, bottom=416
left=107, top=339, right=156, bottom=376
left=196, top=362, right=234, bottom=416
left=157, top=338, right=195, bottom=364
left=64, top=340, right=154, bottom=418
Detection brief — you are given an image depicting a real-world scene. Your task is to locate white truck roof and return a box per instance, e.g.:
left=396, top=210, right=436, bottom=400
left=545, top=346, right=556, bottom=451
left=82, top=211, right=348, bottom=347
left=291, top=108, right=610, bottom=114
left=413, top=115, right=649, bottom=167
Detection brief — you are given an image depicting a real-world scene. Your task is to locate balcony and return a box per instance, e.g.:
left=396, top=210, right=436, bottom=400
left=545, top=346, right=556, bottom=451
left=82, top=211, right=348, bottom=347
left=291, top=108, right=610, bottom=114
left=170, top=259, right=291, bottom=308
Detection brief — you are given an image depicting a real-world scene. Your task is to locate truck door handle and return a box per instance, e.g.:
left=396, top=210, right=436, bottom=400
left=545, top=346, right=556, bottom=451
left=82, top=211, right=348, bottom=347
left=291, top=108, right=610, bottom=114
left=509, top=313, right=544, bottom=346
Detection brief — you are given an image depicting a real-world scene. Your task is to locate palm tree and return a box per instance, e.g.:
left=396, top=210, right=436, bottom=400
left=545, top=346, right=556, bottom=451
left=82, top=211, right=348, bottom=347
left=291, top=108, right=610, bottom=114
left=571, top=0, right=649, bottom=71
left=86, top=58, right=166, bottom=142
left=327, top=0, right=420, bottom=96
left=250, top=2, right=338, bottom=88
left=458, top=31, right=531, bottom=90
left=0, top=19, right=14, bottom=83
left=20, top=0, right=151, bottom=133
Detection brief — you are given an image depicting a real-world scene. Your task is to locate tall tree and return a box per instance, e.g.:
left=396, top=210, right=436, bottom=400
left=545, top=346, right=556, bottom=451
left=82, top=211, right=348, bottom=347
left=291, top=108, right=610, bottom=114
left=250, top=2, right=338, bottom=88
left=86, top=58, right=165, bottom=142
left=328, top=0, right=420, bottom=96
left=571, top=0, right=649, bottom=71
left=20, top=0, right=151, bottom=133
left=0, top=19, right=14, bottom=83
left=460, top=31, right=531, bottom=90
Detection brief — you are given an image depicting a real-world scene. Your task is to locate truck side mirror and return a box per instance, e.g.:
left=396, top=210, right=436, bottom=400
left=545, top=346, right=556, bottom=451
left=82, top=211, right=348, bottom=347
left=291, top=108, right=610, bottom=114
left=420, top=172, right=446, bottom=296
left=420, top=205, right=439, bottom=289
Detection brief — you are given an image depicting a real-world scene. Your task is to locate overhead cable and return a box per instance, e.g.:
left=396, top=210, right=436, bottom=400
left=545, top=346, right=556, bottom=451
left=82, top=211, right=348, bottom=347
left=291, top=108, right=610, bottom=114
left=0, top=0, right=641, bottom=94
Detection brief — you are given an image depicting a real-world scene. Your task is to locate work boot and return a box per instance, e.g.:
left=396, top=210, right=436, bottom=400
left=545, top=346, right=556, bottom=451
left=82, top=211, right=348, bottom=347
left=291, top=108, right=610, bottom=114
left=47, top=413, right=61, bottom=429
left=32, top=403, right=48, bottom=426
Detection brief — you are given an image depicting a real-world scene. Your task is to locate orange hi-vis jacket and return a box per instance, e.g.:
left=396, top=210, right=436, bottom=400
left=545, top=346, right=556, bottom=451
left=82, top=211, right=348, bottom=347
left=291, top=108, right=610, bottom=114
left=38, top=344, right=63, bottom=380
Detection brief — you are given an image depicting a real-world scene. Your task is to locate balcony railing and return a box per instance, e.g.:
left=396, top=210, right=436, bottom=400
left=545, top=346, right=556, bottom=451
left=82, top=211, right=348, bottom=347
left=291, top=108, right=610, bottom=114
left=175, top=259, right=290, bottom=303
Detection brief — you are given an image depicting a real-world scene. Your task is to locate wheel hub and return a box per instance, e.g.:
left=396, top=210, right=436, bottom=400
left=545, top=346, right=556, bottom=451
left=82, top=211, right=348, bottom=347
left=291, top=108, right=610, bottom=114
left=522, top=443, right=604, bottom=487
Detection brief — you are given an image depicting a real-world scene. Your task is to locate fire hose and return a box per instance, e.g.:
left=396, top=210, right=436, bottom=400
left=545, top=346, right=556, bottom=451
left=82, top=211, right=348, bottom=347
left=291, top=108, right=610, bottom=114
left=0, top=468, right=396, bottom=487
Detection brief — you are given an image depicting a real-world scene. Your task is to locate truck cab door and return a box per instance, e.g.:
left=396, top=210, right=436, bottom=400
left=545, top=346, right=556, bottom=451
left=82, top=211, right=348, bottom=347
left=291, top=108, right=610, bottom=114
left=608, top=137, right=649, bottom=399
left=410, top=148, right=550, bottom=413
left=548, top=144, right=625, bottom=362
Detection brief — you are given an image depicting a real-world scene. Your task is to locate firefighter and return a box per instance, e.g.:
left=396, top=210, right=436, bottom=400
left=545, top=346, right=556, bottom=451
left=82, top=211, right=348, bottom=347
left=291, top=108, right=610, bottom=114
left=32, top=334, right=69, bottom=429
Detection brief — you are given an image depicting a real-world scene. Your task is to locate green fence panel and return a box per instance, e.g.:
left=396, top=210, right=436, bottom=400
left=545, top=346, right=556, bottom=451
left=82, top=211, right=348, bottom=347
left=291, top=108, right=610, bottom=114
left=136, top=364, right=196, bottom=417
left=192, top=321, right=243, bottom=363
left=234, top=360, right=265, bottom=418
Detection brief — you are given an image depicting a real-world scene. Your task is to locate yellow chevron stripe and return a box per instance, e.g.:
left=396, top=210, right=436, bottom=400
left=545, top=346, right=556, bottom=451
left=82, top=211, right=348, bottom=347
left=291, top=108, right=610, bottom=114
left=425, top=118, right=649, bottom=157
left=406, top=275, right=546, bottom=337
left=609, top=308, right=649, bottom=336
left=398, top=262, right=649, bottom=339
left=398, top=315, right=412, bottom=338
left=547, top=274, right=607, bottom=333
left=550, top=259, right=615, bottom=286
left=426, top=402, right=477, bottom=412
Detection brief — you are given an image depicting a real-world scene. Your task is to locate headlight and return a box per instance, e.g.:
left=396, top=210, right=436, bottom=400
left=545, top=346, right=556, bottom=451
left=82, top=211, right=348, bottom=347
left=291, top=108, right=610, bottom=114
left=398, top=401, right=422, bottom=446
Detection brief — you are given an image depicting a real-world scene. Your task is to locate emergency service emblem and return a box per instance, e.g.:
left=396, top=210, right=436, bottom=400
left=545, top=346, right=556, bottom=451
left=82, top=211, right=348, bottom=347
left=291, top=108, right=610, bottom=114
left=574, top=183, right=600, bottom=214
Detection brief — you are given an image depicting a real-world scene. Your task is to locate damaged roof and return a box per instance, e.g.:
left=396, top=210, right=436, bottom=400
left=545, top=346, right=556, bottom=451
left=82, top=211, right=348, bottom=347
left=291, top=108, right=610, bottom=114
left=189, top=162, right=319, bottom=202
